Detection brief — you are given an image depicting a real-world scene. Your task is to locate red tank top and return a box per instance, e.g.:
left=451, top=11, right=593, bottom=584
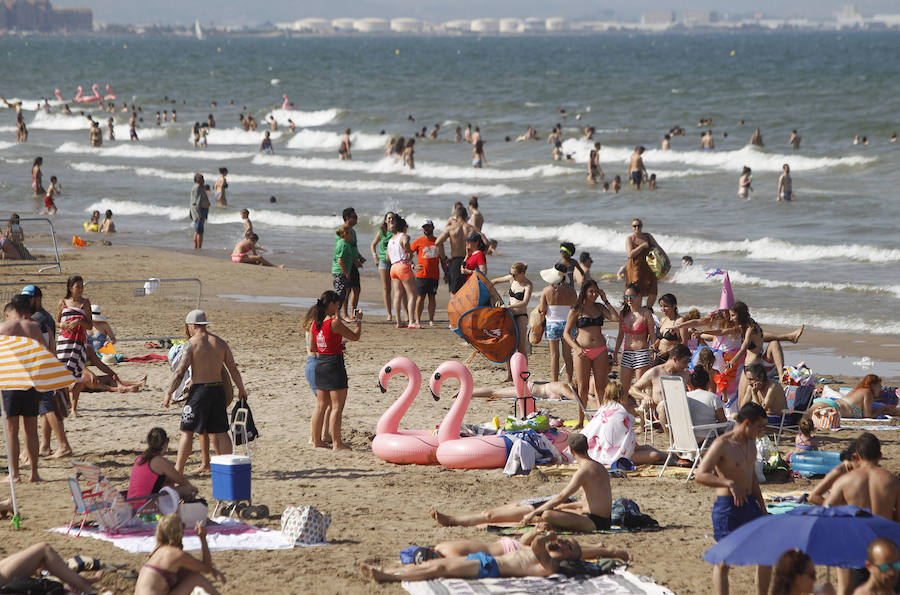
left=312, top=318, right=343, bottom=355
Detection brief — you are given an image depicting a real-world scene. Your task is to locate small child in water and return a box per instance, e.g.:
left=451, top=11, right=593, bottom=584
left=42, top=176, right=60, bottom=215
left=99, top=209, right=116, bottom=233
left=241, top=208, right=253, bottom=238
left=648, top=173, right=657, bottom=190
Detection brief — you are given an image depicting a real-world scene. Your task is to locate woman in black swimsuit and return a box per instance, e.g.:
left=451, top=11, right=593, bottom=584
left=492, top=263, right=533, bottom=380
left=654, top=294, right=687, bottom=366
left=556, top=242, right=584, bottom=287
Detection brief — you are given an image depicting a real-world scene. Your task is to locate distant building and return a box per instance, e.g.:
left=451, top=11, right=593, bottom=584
left=331, top=18, right=355, bottom=32
left=470, top=18, right=498, bottom=33
left=872, top=13, right=900, bottom=28
left=683, top=11, right=718, bottom=26
left=354, top=18, right=388, bottom=33
left=390, top=18, right=421, bottom=33
left=545, top=17, right=569, bottom=32
left=641, top=11, right=675, bottom=25
left=519, top=17, right=545, bottom=33
left=835, top=4, right=864, bottom=28
left=0, top=0, right=92, bottom=32
left=443, top=19, right=470, bottom=32
left=293, top=18, right=333, bottom=33
left=499, top=18, right=519, bottom=33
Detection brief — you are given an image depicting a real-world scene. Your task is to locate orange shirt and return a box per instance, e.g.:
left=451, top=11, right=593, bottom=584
left=410, top=235, right=440, bottom=279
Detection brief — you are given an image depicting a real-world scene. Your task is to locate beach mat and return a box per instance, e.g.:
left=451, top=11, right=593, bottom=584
left=485, top=524, right=662, bottom=536
left=402, top=567, right=674, bottom=594
left=834, top=425, right=900, bottom=432
left=49, top=516, right=303, bottom=552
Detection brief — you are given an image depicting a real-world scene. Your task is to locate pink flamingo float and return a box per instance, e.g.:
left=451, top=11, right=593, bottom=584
left=103, top=84, right=116, bottom=101
left=509, top=353, right=569, bottom=451
left=432, top=361, right=509, bottom=469
left=73, top=84, right=101, bottom=103
left=280, top=94, right=295, bottom=110
left=54, top=88, right=64, bottom=102
left=371, top=357, right=439, bottom=465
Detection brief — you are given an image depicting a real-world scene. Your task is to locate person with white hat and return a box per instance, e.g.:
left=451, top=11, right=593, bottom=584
left=537, top=264, right=577, bottom=386
left=88, top=304, right=116, bottom=353
left=410, top=219, right=443, bottom=328
left=165, top=310, right=247, bottom=474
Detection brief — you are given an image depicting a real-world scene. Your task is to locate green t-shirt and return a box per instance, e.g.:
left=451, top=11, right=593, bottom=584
left=332, top=237, right=358, bottom=275
left=376, top=230, right=393, bottom=263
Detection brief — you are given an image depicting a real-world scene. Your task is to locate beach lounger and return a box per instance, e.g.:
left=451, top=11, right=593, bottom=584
left=658, top=376, right=732, bottom=482
left=771, top=385, right=814, bottom=447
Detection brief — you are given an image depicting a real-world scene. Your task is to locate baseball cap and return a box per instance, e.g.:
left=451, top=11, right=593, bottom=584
left=185, top=310, right=211, bottom=325
left=421, top=219, right=434, bottom=228
left=20, top=285, right=36, bottom=296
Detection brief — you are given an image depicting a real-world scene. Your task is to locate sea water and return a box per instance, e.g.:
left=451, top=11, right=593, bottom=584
left=0, top=33, right=898, bottom=338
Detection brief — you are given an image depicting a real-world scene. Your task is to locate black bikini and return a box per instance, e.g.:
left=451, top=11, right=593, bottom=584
left=508, top=288, right=525, bottom=301
left=576, top=315, right=604, bottom=328
left=656, top=328, right=678, bottom=341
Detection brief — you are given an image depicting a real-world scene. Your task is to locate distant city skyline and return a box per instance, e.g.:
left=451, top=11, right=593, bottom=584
left=49, top=0, right=900, bottom=26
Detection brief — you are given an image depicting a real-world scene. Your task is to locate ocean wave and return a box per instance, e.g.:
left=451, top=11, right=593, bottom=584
left=560, top=139, right=876, bottom=172
left=285, top=129, right=386, bottom=151
left=132, top=127, right=169, bottom=140
left=56, top=141, right=250, bottom=161
left=29, top=112, right=93, bottom=130
left=263, top=108, right=340, bottom=127
left=483, top=222, right=900, bottom=264
left=1, top=98, right=64, bottom=111
left=192, top=127, right=285, bottom=145
left=253, top=154, right=569, bottom=181
left=0, top=141, right=15, bottom=151
left=669, top=267, right=900, bottom=298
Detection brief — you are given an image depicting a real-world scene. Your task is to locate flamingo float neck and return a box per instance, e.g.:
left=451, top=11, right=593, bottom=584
left=432, top=361, right=474, bottom=443
left=375, top=357, right=421, bottom=435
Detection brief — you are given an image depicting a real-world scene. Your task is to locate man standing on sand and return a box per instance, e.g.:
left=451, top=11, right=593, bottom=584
left=341, top=207, right=363, bottom=320
left=468, top=196, right=484, bottom=231
left=410, top=219, right=442, bottom=327
left=435, top=206, right=487, bottom=294
left=777, top=164, right=793, bottom=202
left=628, top=344, right=692, bottom=432
left=628, top=146, right=647, bottom=190
left=0, top=296, right=47, bottom=482
left=854, top=538, right=900, bottom=595
left=695, top=402, right=771, bottom=595
left=165, top=310, right=247, bottom=474
left=20, top=285, right=73, bottom=459
left=431, top=434, right=612, bottom=532
left=189, top=173, right=210, bottom=250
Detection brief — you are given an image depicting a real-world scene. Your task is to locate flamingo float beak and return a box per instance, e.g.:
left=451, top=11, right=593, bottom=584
left=431, top=372, right=441, bottom=401
left=378, top=365, right=391, bottom=393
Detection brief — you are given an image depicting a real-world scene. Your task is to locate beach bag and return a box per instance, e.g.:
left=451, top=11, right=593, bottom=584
left=230, top=399, right=260, bottom=445
left=0, top=577, right=64, bottom=595
left=610, top=497, right=658, bottom=529
left=646, top=248, right=670, bottom=280
left=281, top=505, right=331, bottom=545
left=812, top=407, right=841, bottom=430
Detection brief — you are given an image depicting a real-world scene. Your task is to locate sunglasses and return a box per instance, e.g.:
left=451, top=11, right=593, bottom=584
left=632, top=224, right=642, bottom=228
left=624, top=295, right=636, bottom=301
left=876, top=562, right=900, bottom=572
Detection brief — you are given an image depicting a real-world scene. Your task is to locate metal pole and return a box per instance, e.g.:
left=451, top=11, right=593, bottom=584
left=38, top=218, right=62, bottom=274
left=0, top=393, right=21, bottom=529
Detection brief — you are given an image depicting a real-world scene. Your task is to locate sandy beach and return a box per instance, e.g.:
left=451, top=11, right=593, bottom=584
left=0, top=244, right=898, bottom=594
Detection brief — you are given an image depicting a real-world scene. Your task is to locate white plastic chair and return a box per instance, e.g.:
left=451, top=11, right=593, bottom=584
left=658, top=376, right=733, bottom=482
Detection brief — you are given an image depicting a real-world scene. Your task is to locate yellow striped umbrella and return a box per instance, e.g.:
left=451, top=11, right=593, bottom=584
left=0, top=335, right=75, bottom=391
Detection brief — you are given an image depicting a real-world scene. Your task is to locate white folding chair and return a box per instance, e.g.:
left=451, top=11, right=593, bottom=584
left=658, top=376, right=733, bottom=482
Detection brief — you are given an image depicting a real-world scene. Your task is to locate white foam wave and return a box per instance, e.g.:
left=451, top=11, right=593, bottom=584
left=560, top=139, right=876, bottom=172
left=194, top=128, right=284, bottom=145
left=131, top=128, right=168, bottom=140
left=0, top=141, right=15, bottom=151
left=70, top=162, right=130, bottom=173
left=285, top=129, right=386, bottom=151
left=1, top=98, right=64, bottom=111
left=263, top=108, right=340, bottom=127
left=669, top=267, right=900, bottom=299
left=87, top=199, right=186, bottom=220
left=56, top=141, right=250, bottom=162
left=253, top=154, right=568, bottom=181
left=29, top=112, right=93, bottom=130
left=483, top=222, right=900, bottom=264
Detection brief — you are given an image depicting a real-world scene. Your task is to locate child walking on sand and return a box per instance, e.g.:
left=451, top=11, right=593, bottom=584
left=42, top=176, right=60, bottom=215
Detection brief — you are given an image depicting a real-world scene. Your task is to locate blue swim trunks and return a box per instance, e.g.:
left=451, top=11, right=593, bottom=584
left=466, top=552, right=500, bottom=579
left=545, top=320, right=566, bottom=341
left=712, top=496, right=763, bottom=542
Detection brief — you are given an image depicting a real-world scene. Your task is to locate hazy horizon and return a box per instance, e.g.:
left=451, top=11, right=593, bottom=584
left=50, top=0, right=900, bottom=27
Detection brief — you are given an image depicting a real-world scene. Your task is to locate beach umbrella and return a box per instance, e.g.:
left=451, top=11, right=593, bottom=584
left=0, top=335, right=76, bottom=528
left=703, top=505, right=900, bottom=568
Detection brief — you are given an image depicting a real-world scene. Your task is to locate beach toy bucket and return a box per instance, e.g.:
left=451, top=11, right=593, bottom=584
left=211, top=455, right=251, bottom=501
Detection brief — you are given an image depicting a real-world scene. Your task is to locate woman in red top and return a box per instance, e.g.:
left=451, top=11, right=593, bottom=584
left=127, top=427, right=197, bottom=506
left=460, top=232, right=487, bottom=282
left=304, top=291, right=362, bottom=450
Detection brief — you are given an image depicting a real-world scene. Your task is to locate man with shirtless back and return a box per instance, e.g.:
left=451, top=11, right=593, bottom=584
left=628, top=344, right=692, bottom=431
left=0, top=296, right=48, bottom=482
left=435, top=206, right=487, bottom=294
left=165, top=310, right=248, bottom=474
left=628, top=146, right=647, bottom=189
left=431, top=434, right=612, bottom=533
left=468, top=196, right=484, bottom=230
left=695, top=402, right=771, bottom=595
left=826, top=434, right=900, bottom=594
left=361, top=530, right=581, bottom=583
left=537, top=265, right=577, bottom=384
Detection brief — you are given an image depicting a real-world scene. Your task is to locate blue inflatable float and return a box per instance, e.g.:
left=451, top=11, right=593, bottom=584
left=791, top=451, right=841, bottom=477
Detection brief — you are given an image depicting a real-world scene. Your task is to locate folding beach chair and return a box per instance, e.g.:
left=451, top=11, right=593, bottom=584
left=574, top=392, right=597, bottom=423
left=70, top=461, right=155, bottom=533
left=771, top=385, right=815, bottom=447
left=640, top=400, right=663, bottom=447
left=658, top=376, right=733, bottom=482
left=66, top=477, right=115, bottom=536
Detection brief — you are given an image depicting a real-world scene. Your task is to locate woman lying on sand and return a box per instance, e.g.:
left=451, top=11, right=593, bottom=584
left=0, top=542, right=100, bottom=594
left=809, top=374, right=899, bottom=419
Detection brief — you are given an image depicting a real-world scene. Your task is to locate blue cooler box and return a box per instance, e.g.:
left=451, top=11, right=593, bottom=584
left=211, top=455, right=251, bottom=501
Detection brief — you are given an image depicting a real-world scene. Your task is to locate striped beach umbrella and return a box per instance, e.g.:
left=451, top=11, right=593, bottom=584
left=0, top=335, right=75, bottom=391
left=0, top=335, right=75, bottom=528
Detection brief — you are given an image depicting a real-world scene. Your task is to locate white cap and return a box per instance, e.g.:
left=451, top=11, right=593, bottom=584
left=185, top=310, right=211, bottom=325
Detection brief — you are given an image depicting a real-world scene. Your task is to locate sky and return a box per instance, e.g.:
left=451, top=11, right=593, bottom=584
left=52, top=0, right=900, bottom=26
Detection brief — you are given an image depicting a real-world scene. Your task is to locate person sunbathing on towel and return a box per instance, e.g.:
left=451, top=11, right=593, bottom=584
left=360, top=530, right=584, bottom=583
left=0, top=542, right=100, bottom=594
left=471, top=380, right=578, bottom=401
left=431, top=433, right=612, bottom=532
left=82, top=367, right=147, bottom=393
left=421, top=522, right=630, bottom=561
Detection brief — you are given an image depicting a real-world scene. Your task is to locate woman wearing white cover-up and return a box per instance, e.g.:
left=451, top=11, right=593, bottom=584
left=582, top=381, right=664, bottom=467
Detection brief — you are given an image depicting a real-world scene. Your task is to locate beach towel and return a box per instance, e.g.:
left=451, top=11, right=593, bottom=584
left=122, top=354, right=169, bottom=363
left=401, top=567, right=674, bottom=595
left=582, top=402, right=637, bottom=466
left=486, top=524, right=662, bottom=536
left=48, top=517, right=300, bottom=552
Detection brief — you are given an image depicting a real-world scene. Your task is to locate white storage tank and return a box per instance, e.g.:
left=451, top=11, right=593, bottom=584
left=470, top=18, right=499, bottom=33
left=294, top=18, right=333, bottom=33
left=546, top=18, right=569, bottom=31
left=444, top=19, right=471, bottom=32
left=391, top=18, right=422, bottom=33
left=355, top=18, right=389, bottom=32
left=518, top=18, right=544, bottom=33
left=332, top=18, right=355, bottom=32
left=499, top=18, right=520, bottom=33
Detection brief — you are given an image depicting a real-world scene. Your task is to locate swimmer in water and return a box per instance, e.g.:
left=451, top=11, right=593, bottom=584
left=472, top=140, right=486, bottom=168
left=258, top=131, right=274, bottom=154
